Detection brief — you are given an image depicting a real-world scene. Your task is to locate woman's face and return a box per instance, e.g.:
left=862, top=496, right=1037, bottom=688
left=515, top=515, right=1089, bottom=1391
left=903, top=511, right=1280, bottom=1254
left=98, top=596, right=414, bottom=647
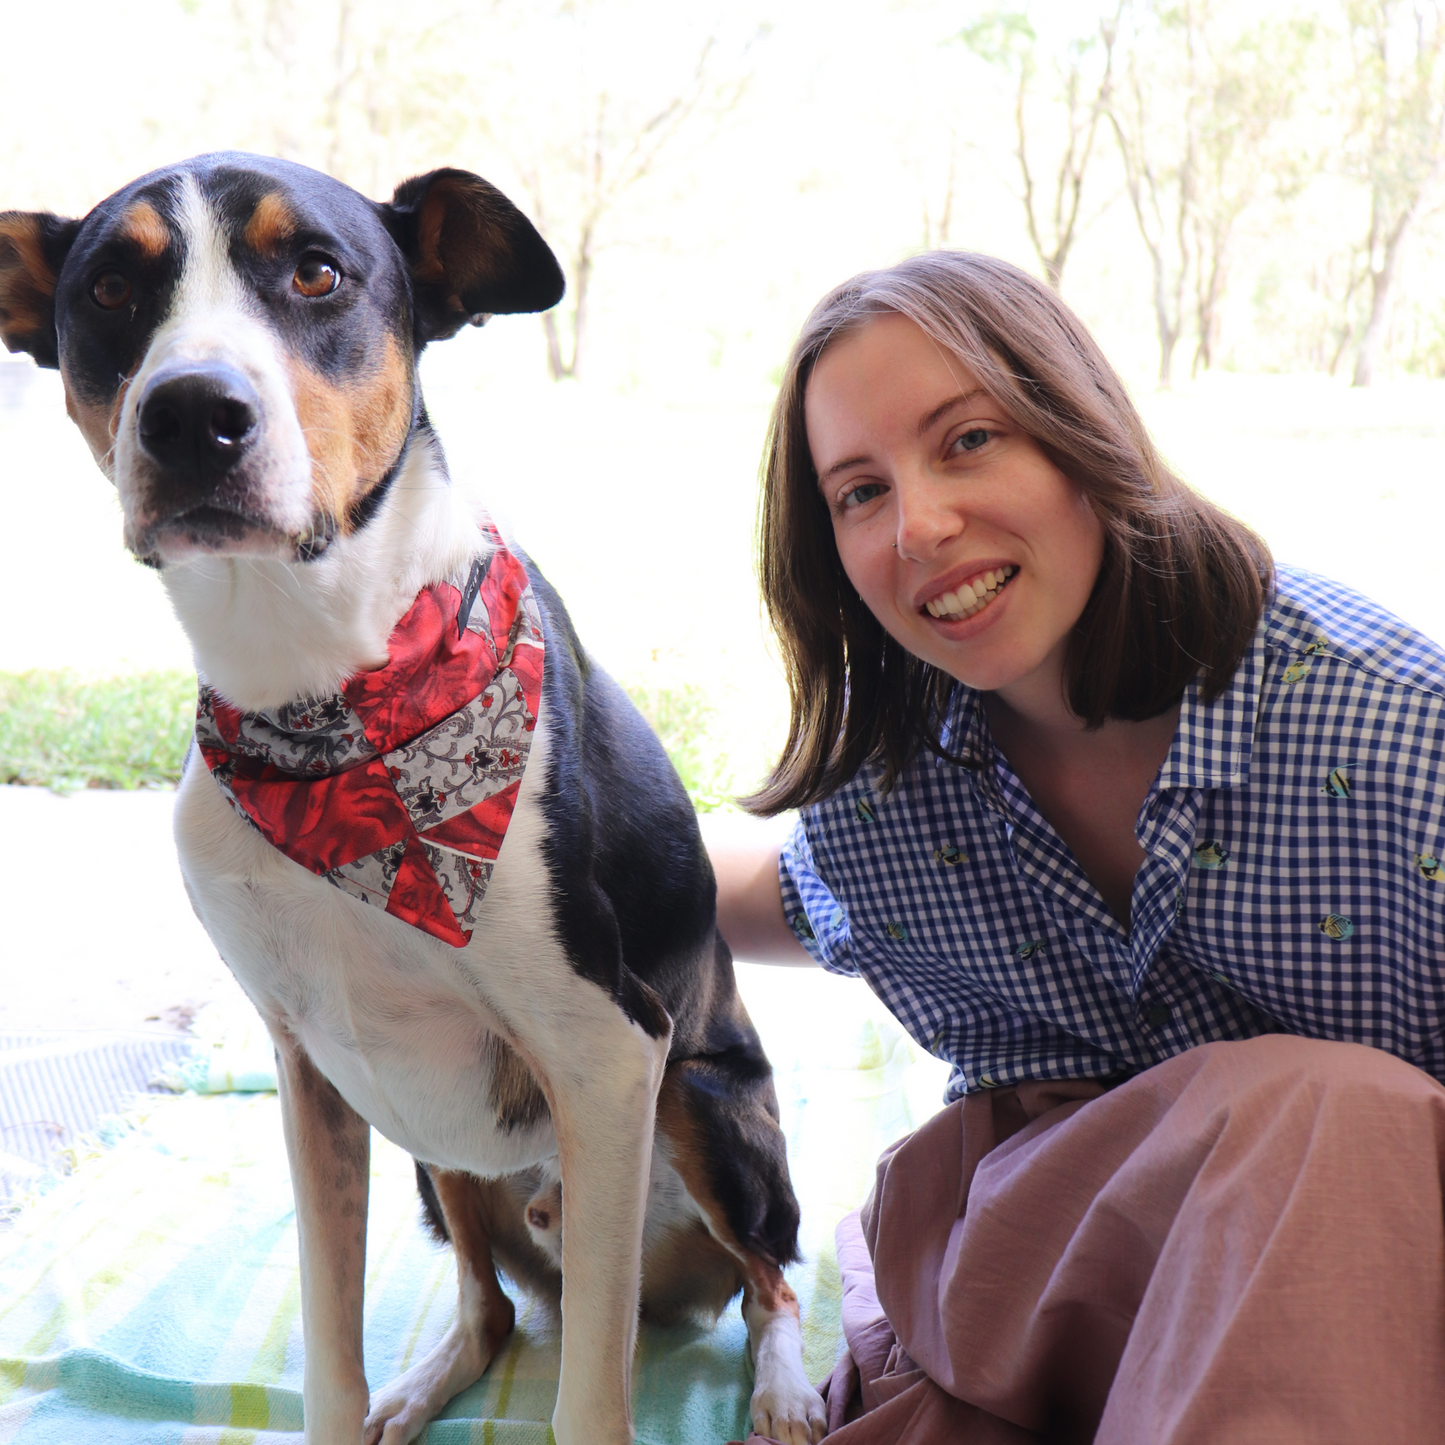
left=804, top=312, right=1105, bottom=707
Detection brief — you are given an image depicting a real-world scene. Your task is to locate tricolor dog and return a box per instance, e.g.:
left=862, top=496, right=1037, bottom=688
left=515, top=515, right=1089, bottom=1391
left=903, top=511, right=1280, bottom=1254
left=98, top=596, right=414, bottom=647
left=0, top=154, right=826, bottom=1445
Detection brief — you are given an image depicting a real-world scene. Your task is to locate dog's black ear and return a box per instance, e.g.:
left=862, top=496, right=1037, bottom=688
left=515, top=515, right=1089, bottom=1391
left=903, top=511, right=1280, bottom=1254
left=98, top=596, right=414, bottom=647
left=382, top=169, right=565, bottom=345
left=0, top=211, right=83, bottom=370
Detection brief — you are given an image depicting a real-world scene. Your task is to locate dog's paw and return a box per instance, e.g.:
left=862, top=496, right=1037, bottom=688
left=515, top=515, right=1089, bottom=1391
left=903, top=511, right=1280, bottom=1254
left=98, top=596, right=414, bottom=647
left=749, top=1375, right=827, bottom=1445
left=362, top=1385, right=433, bottom=1445
left=363, top=1291, right=513, bottom=1445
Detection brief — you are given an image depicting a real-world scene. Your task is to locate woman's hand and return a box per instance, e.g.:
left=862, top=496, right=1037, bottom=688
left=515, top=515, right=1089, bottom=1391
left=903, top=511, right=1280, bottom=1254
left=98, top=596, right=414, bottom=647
left=700, top=812, right=816, bottom=967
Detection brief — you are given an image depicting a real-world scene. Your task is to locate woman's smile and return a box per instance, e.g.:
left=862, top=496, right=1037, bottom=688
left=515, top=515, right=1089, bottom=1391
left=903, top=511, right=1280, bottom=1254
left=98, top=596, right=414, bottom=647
left=919, top=562, right=1016, bottom=621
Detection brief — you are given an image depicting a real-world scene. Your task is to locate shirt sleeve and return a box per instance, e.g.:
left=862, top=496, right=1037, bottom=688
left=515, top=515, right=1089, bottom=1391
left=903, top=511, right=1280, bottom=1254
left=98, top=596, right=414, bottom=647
left=778, top=814, right=858, bottom=976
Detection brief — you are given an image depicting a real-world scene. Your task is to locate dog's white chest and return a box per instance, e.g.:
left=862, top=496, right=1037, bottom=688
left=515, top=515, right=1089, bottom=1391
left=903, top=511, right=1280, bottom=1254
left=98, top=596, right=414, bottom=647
left=172, top=747, right=559, bottom=1175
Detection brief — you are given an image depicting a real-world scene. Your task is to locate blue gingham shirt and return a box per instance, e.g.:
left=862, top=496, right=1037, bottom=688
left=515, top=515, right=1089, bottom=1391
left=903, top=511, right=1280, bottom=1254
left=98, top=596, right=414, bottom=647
left=780, top=569, right=1445, bottom=1101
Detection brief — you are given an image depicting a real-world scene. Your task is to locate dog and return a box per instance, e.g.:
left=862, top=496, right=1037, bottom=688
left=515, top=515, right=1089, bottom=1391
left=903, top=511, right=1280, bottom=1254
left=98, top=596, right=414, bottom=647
left=0, top=153, right=827, bottom=1445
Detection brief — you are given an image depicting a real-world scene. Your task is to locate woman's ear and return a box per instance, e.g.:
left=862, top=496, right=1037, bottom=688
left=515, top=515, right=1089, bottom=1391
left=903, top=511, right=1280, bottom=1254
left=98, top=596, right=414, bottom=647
left=0, top=211, right=82, bottom=369
left=381, top=169, right=565, bottom=346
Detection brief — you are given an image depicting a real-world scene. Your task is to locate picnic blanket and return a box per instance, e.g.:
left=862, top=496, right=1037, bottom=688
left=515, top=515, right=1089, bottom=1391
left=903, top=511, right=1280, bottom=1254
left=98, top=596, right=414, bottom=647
left=0, top=967, right=949, bottom=1444
left=0, top=1031, right=194, bottom=1208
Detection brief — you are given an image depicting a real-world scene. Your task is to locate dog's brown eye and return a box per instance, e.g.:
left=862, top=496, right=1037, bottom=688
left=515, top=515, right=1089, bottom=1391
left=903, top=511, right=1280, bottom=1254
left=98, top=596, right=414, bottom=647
left=293, top=254, right=341, bottom=298
left=91, top=270, right=131, bottom=310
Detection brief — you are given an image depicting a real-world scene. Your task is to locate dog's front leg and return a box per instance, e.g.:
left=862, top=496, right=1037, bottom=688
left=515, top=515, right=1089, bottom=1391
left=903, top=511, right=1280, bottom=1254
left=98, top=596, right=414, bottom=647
left=274, top=1027, right=372, bottom=1445
left=537, top=1012, right=670, bottom=1445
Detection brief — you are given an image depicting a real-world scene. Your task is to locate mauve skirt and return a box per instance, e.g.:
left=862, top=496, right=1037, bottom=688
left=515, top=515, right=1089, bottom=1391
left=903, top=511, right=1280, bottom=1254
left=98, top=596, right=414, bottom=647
left=745, top=1034, right=1445, bottom=1445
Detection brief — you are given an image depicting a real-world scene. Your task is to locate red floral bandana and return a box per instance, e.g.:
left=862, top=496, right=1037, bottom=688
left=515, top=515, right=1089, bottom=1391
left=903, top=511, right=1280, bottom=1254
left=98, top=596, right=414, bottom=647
left=195, top=525, right=545, bottom=947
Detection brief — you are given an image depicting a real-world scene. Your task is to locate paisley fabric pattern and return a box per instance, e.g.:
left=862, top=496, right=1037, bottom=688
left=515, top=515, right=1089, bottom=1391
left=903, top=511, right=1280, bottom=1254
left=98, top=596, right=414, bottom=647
left=195, top=525, right=544, bottom=947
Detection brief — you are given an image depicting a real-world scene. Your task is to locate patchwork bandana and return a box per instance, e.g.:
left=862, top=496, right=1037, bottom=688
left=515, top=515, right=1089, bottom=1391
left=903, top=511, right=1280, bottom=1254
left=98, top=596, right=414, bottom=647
left=195, top=524, right=544, bottom=948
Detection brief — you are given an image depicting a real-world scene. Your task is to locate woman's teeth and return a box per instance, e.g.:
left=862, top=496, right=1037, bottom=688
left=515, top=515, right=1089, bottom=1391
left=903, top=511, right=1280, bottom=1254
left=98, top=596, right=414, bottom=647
left=924, top=566, right=1015, bottom=620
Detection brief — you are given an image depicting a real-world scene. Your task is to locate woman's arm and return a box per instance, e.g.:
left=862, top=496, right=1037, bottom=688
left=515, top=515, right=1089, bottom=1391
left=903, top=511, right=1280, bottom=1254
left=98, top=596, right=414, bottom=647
left=699, top=813, right=816, bottom=966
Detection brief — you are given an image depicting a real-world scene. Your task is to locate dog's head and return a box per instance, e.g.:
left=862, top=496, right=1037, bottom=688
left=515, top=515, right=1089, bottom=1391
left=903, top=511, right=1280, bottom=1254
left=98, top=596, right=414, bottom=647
left=0, top=154, right=563, bottom=565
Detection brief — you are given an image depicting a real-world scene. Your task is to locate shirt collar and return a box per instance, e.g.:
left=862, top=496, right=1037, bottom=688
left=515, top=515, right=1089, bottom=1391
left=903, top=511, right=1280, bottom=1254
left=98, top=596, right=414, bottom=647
left=937, top=684, right=992, bottom=771
left=1153, top=624, right=1267, bottom=795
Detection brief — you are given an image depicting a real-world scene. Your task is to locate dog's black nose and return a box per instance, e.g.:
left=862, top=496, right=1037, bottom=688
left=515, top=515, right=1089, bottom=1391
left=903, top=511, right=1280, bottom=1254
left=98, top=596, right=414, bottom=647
left=136, top=364, right=259, bottom=478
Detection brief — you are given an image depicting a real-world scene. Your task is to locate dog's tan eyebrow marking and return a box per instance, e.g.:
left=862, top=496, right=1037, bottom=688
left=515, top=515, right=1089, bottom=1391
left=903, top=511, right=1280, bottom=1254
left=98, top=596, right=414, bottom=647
left=117, top=201, right=170, bottom=259
left=243, top=192, right=297, bottom=258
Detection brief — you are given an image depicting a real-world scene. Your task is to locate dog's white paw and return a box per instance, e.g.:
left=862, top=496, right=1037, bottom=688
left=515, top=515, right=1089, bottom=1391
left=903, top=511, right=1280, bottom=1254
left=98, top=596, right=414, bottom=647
left=749, top=1375, right=828, bottom=1445
left=362, top=1309, right=508, bottom=1445
left=362, top=1384, right=432, bottom=1445
left=363, top=1362, right=459, bottom=1445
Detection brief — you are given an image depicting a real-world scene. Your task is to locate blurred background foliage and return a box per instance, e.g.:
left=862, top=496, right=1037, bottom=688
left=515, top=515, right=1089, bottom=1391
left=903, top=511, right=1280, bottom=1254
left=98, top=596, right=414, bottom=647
left=0, top=673, right=197, bottom=792
left=2, top=0, right=1444, bottom=805
left=623, top=681, right=736, bottom=811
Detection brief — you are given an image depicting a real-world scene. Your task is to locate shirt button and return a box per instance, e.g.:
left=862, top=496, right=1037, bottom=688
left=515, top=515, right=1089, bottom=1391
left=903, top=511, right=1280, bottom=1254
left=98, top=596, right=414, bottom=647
left=1144, top=1003, right=1172, bottom=1029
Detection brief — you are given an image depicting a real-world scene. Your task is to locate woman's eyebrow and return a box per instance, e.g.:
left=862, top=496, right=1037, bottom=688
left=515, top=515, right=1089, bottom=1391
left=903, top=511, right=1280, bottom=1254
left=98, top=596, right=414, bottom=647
left=818, top=453, right=872, bottom=486
left=917, top=388, right=985, bottom=438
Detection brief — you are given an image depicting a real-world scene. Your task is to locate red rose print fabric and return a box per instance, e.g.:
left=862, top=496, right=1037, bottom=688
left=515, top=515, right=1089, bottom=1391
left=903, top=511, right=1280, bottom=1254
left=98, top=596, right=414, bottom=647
left=195, top=524, right=545, bottom=947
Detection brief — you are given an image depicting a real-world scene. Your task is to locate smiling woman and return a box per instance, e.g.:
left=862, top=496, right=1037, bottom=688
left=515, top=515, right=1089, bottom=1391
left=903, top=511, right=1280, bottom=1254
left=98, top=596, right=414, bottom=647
left=706, top=251, right=1445, bottom=1443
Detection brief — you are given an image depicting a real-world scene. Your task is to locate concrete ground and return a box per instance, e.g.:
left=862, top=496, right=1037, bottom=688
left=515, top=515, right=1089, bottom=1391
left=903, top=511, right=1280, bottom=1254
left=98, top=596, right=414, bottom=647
left=0, top=784, right=252, bottom=1034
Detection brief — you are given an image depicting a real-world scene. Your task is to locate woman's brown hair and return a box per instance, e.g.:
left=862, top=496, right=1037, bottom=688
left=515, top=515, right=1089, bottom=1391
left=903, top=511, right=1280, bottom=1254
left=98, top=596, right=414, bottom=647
left=745, top=251, right=1273, bottom=816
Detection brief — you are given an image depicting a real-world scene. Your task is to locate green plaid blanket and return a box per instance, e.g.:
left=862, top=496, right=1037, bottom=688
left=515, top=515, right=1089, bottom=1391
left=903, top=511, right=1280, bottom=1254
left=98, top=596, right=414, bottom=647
left=0, top=969, right=948, bottom=1444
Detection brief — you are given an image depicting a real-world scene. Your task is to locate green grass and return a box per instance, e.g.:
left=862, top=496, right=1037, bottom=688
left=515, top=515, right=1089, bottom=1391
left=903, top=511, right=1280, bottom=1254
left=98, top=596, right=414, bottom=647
left=0, top=671, right=197, bottom=791
left=622, top=680, right=735, bottom=812
left=0, top=669, right=736, bottom=810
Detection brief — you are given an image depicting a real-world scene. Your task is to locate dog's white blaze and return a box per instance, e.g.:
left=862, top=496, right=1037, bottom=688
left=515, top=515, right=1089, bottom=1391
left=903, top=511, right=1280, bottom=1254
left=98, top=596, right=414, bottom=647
left=172, top=171, right=236, bottom=316
left=111, top=173, right=315, bottom=559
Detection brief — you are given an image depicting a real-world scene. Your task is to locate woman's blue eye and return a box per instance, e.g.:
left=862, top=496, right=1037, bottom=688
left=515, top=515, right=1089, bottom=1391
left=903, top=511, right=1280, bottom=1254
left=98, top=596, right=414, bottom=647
left=842, top=482, right=885, bottom=508
left=954, top=428, right=990, bottom=453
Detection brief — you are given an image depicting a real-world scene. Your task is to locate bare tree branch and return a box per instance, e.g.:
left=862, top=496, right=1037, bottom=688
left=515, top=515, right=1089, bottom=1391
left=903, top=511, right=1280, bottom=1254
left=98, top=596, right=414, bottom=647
left=960, top=5, right=1122, bottom=291
left=498, top=22, right=763, bottom=381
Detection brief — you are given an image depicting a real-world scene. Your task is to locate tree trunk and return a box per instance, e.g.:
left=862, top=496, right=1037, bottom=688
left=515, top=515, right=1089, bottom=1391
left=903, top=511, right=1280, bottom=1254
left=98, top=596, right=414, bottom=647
left=569, top=235, right=593, bottom=381
left=539, top=231, right=593, bottom=382
left=1158, top=323, right=1179, bottom=388
left=1352, top=220, right=1409, bottom=387
left=1192, top=244, right=1224, bottom=377
left=541, top=312, right=570, bottom=381
left=1151, top=239, right=1181, bottom=389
